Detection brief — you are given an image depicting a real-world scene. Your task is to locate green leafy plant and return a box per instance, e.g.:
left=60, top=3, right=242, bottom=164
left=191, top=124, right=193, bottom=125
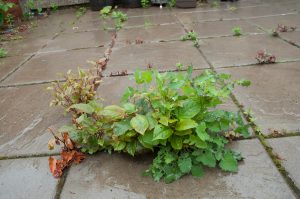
left=167, top=0, right=176, bottom=7
left=76, top=7, right=87, bottom=19
left=50, top=65, right=251, bottom=181
left=141, top=0, right=151, bottom=8
left=50, top=2, right=58, bottom=12
left=181, top=31, right=199, bottom=47
left=100, top=7, right=128, bottom=30
left=5, top=13, right=14, bottom=27
left=0, top=1, right=14, bottom=12
left=0, top=48, right=8, bottom=58
left=100, top=6, right=112, bottom=17
left=232, top=26, right=242, bottom=36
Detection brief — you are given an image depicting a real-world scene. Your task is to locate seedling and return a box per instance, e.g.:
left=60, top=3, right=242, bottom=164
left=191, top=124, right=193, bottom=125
left=0, top=48, right=8, bottom=58
left=5, top=14, right=14, bottom=27
left=100, top=6, right=112, bottom=17
left=100, top=7, right=128, bottom=31
left=269, top=29, right=279, bottom=37
left=76, top=7, right=87, bottom=19
left=232, top=26, right=242, bottom=36
left=181, top=31, right=199, bottom=47
left=255, top=50, right=276, bottom=64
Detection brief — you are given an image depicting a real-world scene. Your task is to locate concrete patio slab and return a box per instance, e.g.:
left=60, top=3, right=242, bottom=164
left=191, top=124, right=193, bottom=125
left=247, top=13, right=300, bottom=31
left=216, top=62, right=300, bottom=134
left=60, top=139, right=296, bottom=199
left=268, top=136, right=300, bottom=189
left=0, top=157, right=58, bottom=199
left=105, top=41, right=209, bottom=74
left=0, top=85, right=68, bottom=156
left=184, top=19, right=262, bottom=38
left=201, top=34, right=300, bottom=67
left=122, top=7, right=172, bottom=17
left=40, top=30, right=112, bottom=52
left=117, top=24, right=186, bottom=43
left=1, top=47, right=105, bottom=86
left=281, top=31, right=300, bottom=47
left=124, top=14, right=178, bottom=27
left=0, top=55, right=28, bottom=81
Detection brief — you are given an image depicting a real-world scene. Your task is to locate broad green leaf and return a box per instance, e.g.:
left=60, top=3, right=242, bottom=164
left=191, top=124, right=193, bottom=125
left=130, top=114, right=149, bottom=135
left=174, top=129, right=192, bottom=136
left=114, top=141, right=126, bottom=151
left=159, top=116, right=169, bottom=126
left=191, top=165, right=204, bottom=178
left=175, top=119, right=198, bottom=131
left=101, top=105, right=125, bottom=119
left=219, top=151, right=238, bottom=172
left=196, top=122, right=210, bottom=141
left=153, top=125, right=173, bottom=140
left=113, top=119, right=132, bottom=136
left=141, top=70, right=153, bottom=83
left=196, top=151, right=216, bottom=167
left=122, top=103, right=136, bottom=114
left=176, top=99, right=201, bottom=119
left=164, top=153, right=176, bottom=164
left=126, top=141, right=137, bottom=156
left=146, top=114, right=157, bottom=130
left=189, top=135, right=207, bottom=149
left=170, top=135, right=183, bottom=150
left=138, top=131, right=159, bottom=148
left=178, top=157, right=192, bottom=173
left=69, top=103, right=94, bottom=114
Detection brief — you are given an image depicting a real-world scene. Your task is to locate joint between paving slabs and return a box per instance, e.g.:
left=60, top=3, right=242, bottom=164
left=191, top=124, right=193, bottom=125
left=0, top=152, right=60, bottom=161
left=54, top=166, right=70, bottom=199
left=174, top=10, right=300, bottom=198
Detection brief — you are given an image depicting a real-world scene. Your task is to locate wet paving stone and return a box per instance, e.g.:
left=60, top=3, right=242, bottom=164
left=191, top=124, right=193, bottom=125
left=105, top=41, right=209, bottom=74
left=123, top=7, right=172, bottom=17
left=0, top=157, right=58, bottom=199
left=268, top=136, right=300, bottom=189
left=216, top=62, right=300, bottom=134
left=41, top=30, right=112, bottom=52
left=281, top=31, right=300, bottom=47
left=61, top=139, right=296, bottom=199
left=0, top=55, right=28, bottom=82
left=201, top=34, right=300, bottom=67
left=0, top=85, right=69, bottom=156
left=117, top=24, right=186, bottom=43
left=184, top=19, right=262, bottom=38
left=246, top=13, right=300, bottom=31
left=1, top=47, right=105, bottom=86
left=124, top=14, right=178, bottom=27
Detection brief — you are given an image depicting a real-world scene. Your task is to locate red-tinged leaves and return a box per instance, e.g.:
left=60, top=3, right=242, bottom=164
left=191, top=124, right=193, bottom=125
left=74, top=151, right=85, bottom=164
left=49, top=157, right=57, bottom=175
left=255, top=50, right=276, bottom=64
left=63, top=133, right=74, bottom=150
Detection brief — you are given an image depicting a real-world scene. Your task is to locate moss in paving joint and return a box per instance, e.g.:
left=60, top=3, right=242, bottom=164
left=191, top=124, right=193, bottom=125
left=264, top=131, right=300, bottom=139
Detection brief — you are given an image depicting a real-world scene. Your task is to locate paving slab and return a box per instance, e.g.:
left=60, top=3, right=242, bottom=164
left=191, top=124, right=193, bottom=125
left=122, top=7, right=172, bottom=17
left=105, top=41, right=209, bottom=74
left=117, top=24, right=186, bottom=43
left=216, top=62, right=300, bottom=134
left=200, top=34, right=300, bottom=67
left=281, top=31, right=300, bottom=47
left=124, top=14, right=178, bottom=27
left=184, top=19, right=262, bottom=38
left=0, top=85, right=69, bottom=156
left=61, top=139, right=296, bottom=199
left=1, top=47, right=105, bottom=86
left=0, top=55, right=28, bottom=81
left=176, top=10, right=234, bottom=24
left=268, top=136, right=300, bottom=189
left=40, top=30, right=112, bottom=52
left=247, top=13, right=300, bottom=31
left=0, top=157, right=58, bottom=199
left=0, top=36, right=50, bottom=56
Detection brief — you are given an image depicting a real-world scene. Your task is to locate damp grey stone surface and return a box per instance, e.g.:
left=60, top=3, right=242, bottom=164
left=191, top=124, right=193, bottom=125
left=0, top=157, right=58, bottom=199
left=268, top=136, right=300, bottom=189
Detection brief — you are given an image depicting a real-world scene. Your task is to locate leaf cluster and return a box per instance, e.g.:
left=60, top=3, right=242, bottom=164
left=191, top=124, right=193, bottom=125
left=76, top=7, right=87, bottom=19
left=0, top=48, right=8, bottom=58
left=232, top=26, right=242, bottom=36
left=0, top=1, right=14, bottom=12
left=181, top=31, right=199, bottom=47
left=141, top=0, right=151, bottom=8
left=100, top=7, right=128, bottom=30
left=53, top=66, right=251, bottom=181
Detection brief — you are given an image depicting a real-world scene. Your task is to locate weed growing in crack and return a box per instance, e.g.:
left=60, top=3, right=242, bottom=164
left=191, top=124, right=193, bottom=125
left=141, top=0, right=151, bottom=8
left=181, top=31, right=199, bottom=47
left=232, top=26, right=242, bottom=36
left=255, top=50, right=276, bottom=64
left=0, top=48, right=8, bottom=58
left=76, top=7, right=87, bottom=19
left=100, top=6, right=128, bottom=30
left=277, top=24, right=296, bottom=32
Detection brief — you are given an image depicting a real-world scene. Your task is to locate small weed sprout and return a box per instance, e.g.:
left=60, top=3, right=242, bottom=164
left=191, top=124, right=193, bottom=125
left=255, top=50, right=276, bottom=64
left=0, top=48, right=8, bottom=58
left=100, top=7, right=128, bottom=31
left=232, top=26, right=242, bottom=36
left=76, top=7, right=87, bottom=19
left=5, top=14, right=14, bottom=27
left=141, top=0, right=151, bottom=8
left=269, top=29, right=279, bottom=37
left=167, top=0, right=176, bottom=7
left=50, top=3, right=59, bottom=12
left=181, top=31, right=199, bottom=47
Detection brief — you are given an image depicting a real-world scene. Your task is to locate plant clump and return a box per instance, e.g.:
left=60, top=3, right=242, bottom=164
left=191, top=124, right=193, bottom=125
left=181, top=30, right=199, bottom=47
left=232, top=26, right=242, bottom=36
left=0, top=48, right=8, bottom=58
left=100, top=6, right=128, bottom=30
left=255, top=50, right=276, bottom=64
left=48, top=63, right=251, bottom=182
